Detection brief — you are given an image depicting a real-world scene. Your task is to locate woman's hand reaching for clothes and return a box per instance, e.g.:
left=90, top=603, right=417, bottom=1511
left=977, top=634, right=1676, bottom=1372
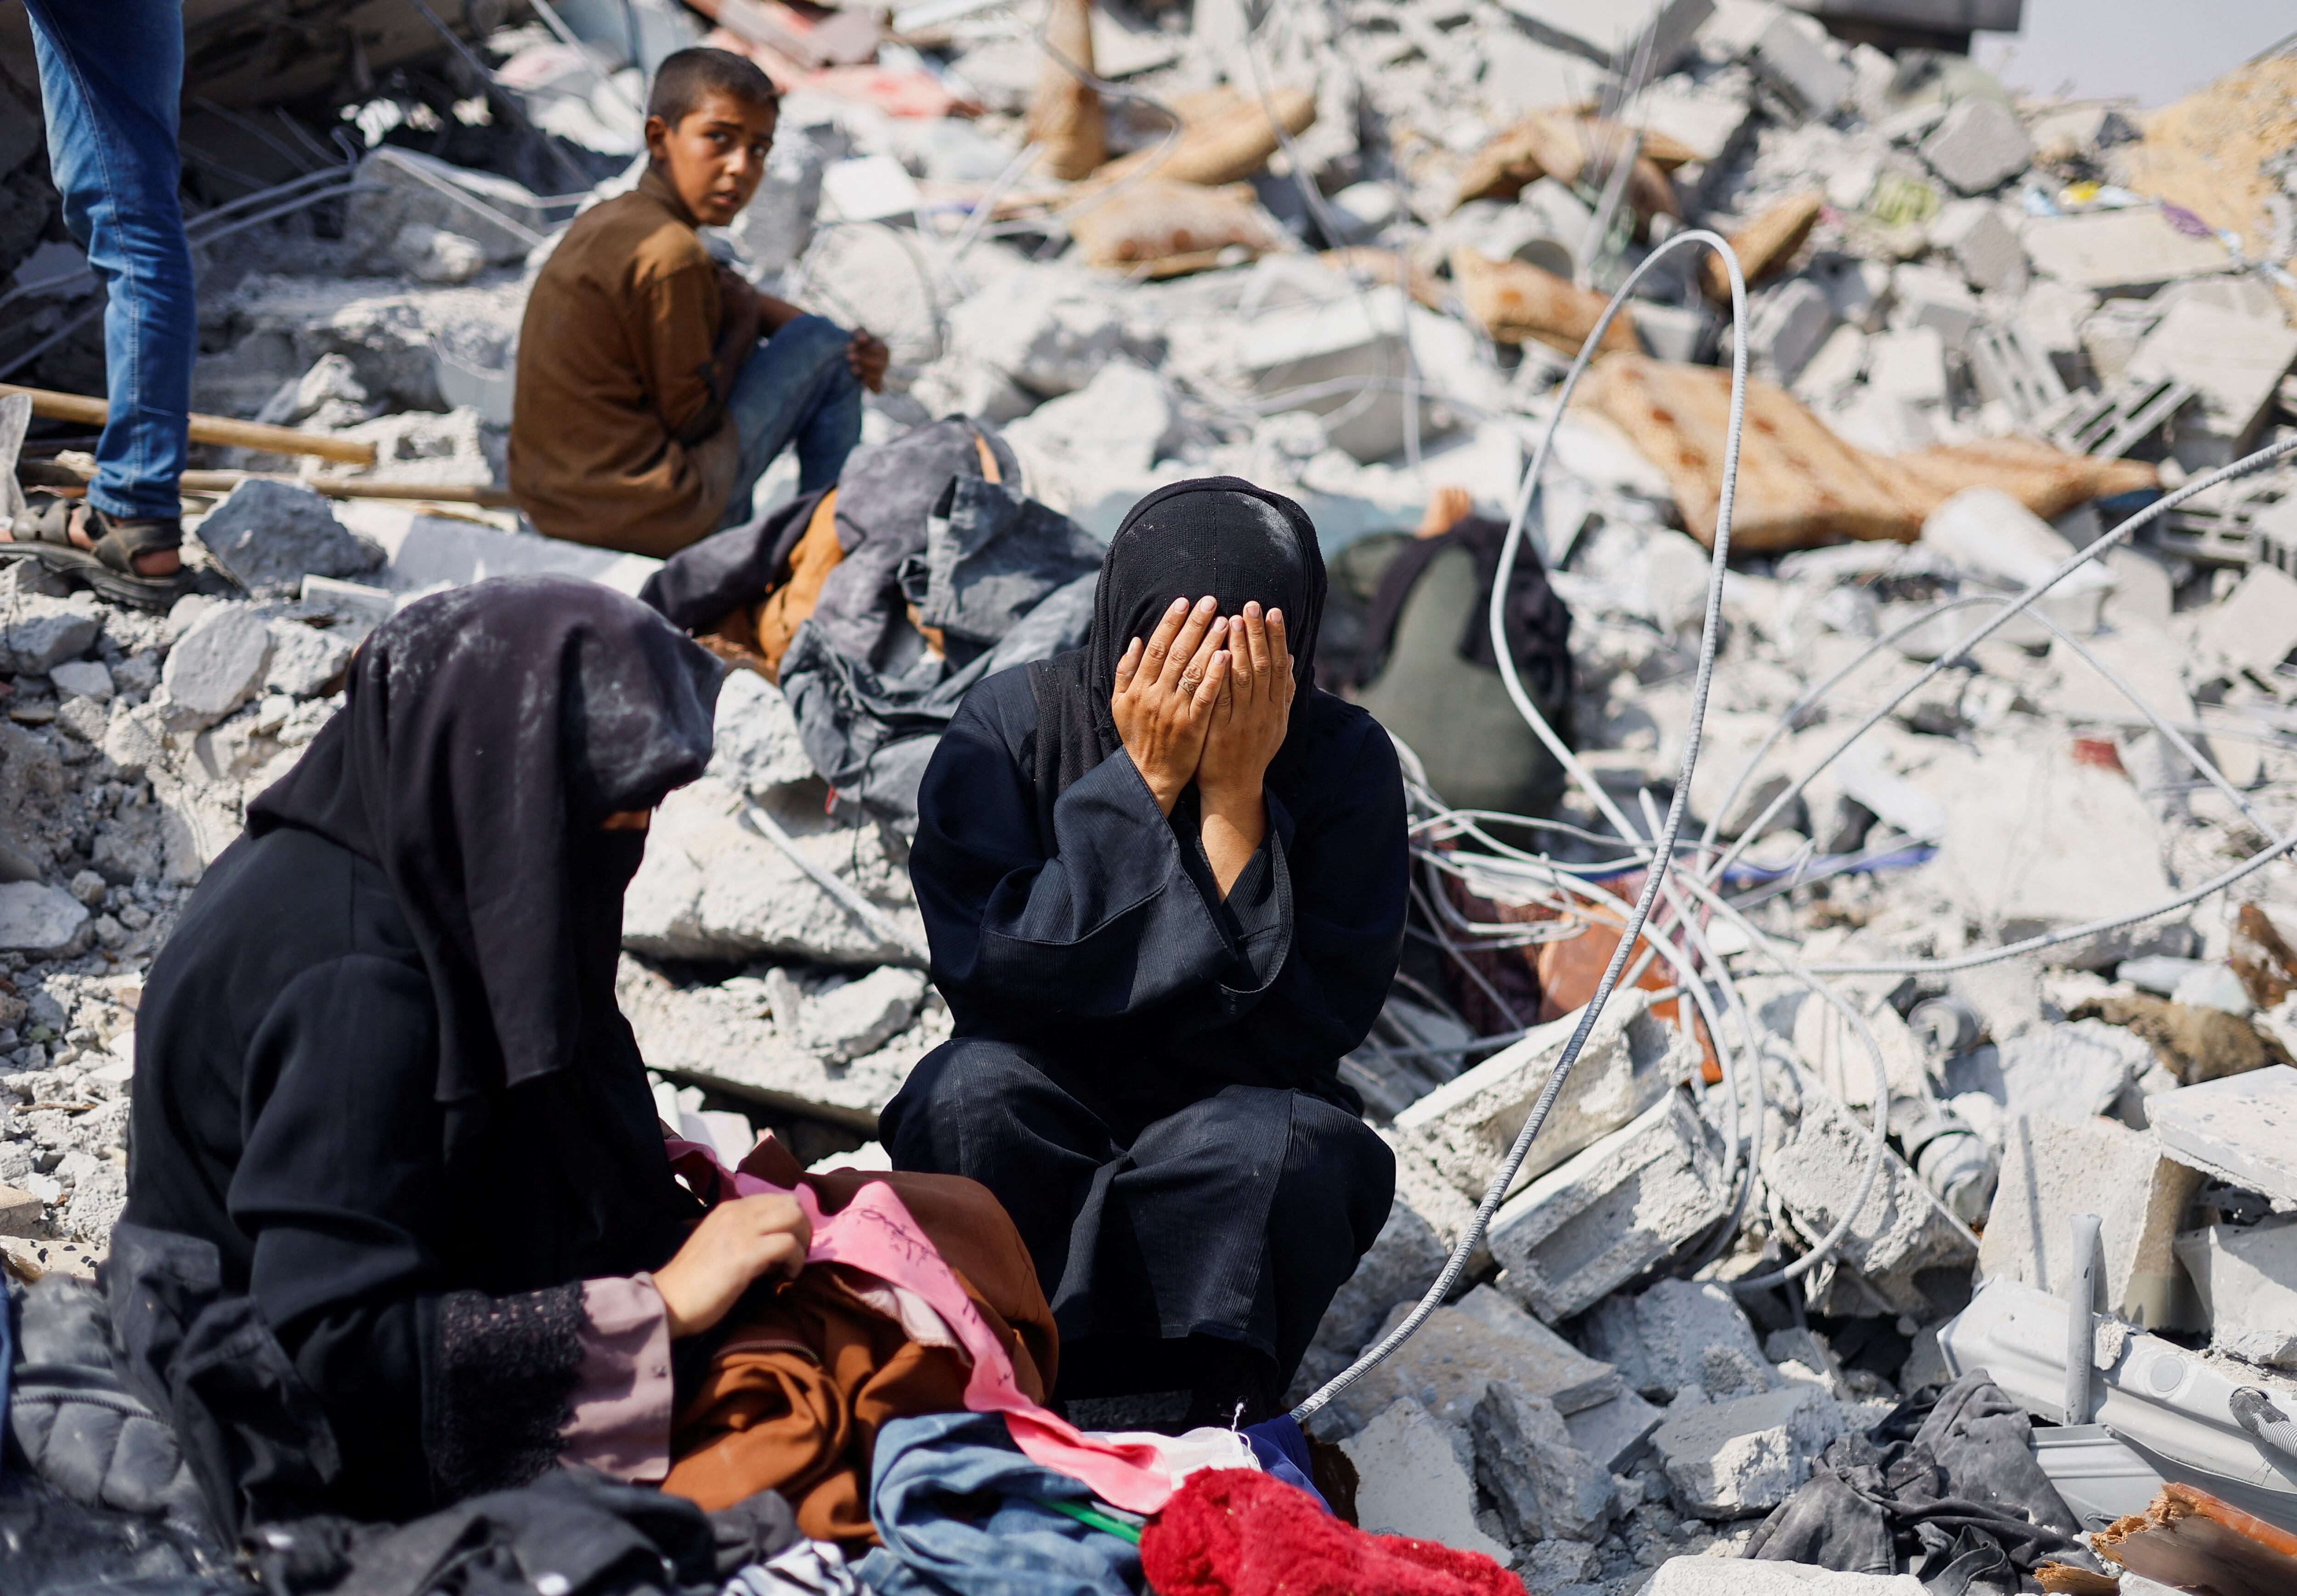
left=1113, top=595, right=1230, bottom=817
left=1196, top=604, right=1292, bottom=895
left=652, top=1193, right=812, bottom=1338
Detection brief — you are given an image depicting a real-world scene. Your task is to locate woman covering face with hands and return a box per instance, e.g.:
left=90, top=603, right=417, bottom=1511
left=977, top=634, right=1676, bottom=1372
left=885, top=477, right=1409, bottom=1430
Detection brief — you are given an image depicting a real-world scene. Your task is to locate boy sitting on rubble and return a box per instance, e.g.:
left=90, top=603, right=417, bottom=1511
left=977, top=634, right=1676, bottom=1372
left=509, top=47, right=888, bottom=558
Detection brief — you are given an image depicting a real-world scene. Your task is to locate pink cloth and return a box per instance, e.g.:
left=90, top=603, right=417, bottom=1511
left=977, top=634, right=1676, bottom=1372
left=560, top=1273, right=674, bottom=1483
left=665, top=1138, right=1182, bottom=1514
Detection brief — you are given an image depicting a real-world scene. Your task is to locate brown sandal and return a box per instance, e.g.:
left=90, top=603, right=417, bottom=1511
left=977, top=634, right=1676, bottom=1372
left=0, top=494, right=210, bottom=612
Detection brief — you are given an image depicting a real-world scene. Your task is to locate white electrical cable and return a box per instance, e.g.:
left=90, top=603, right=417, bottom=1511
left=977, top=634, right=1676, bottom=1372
left=1291, top=226, right=1749, bottom=1423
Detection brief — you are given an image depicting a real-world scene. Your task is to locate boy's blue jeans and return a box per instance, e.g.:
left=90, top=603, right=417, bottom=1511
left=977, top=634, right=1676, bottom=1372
left=26, top=0, right=195, bottom=521
left=719, top=313, right=866, bottom=526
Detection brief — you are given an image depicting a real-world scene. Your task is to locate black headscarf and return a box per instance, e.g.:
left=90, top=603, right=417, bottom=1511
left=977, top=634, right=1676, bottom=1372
left=1027, top=477, right=1327, bottom=833
left=249, top=575, right=722, bottom=1106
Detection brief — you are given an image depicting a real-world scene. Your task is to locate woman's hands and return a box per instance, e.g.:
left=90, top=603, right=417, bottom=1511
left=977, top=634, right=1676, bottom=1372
left=652, top=1193, right=812, bottom=1339
left=1113, top=596, right=1230, bottom=816
left=1197, top=604, right=1292, bottom=894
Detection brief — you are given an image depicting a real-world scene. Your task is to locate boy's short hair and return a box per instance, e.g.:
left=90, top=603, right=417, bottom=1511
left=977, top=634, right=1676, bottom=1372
left=647, top=47, right=779, bottom=126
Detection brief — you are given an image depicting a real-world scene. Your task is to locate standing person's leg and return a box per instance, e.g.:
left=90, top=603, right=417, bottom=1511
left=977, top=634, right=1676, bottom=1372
left=22, top=0, right=194, bottom=562
left=715, top=314, right=866, bottom=525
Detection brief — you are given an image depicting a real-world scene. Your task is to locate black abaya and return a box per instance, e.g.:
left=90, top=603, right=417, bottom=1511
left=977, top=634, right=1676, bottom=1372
left=121, top=577, right=721, bottom=1524
left=880, top=479, right=1408, bottom=1408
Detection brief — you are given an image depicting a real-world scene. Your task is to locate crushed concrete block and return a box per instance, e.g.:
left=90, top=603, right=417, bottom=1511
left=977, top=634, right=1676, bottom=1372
left=1918, top=96, right=2032, bottom=194
left=1625, top=1278, right=1775, bottom=1404
left=160, top=603, right=275, bottom=731
left=706, top=668, right=817, bottom=799
left=1001, top=361, right=1177, bottom=508
left=263, top=620, right=353, bottom=700
left=1499, top=0, right=1712, bottom=72
left=1792, top=323, right=1866, bottom=399
left=1342, top=1397, right=1515, bottom=1565
left=192, top=480, right=382, bottom=595
left=1864, top=326, right=1949, bottom=411
left=0, top=882, right=90, bottom=957
left=1293, top=1197, right=1448, bottom=1396
left=622, top=778, right=923, bottom=966
left=0, top=1182, right=38, bottom=1235
left=2145, top=1067, right=2297, bottom=1203
left=1885, top=264, right=1979, bottom=350
left=2127, top=299, right=2297, bottom=448
left=1473, top=1381, right=1616, bottom=1543
left=1929, top=746, right=2168, bottom=955
left=1978, top=1112, right=2204, bottom=1330
left=1239, top=284, right=1429, bottom=464
left=1747, top=278, right=1837, bottom=382
left=1747, top=7, right=1850, bottom=119
left=2174, top=1216, right=2297, bottom=1369
left=1650, top=1383, right=1845, bottom=1518
left=1928, top=200, right=2025, bottom=293
left=0, top=593, right=100, bottom=674
left=2205, top=561, right=2297, bottom=680
left=1790, top=988, right=1932, bottom=1112
left=1763, top=1087, right=1976, bottom=1319
left=1321, top=1282, right=1622, bottom=1435
left=946, top=267, right=1126, bottom=397
left=785, top=966, right=929, bottom=1063
left=1621, top=75, right=1752, bottom=162
left=1488, top=1089, right=1732, bottom=1323
left=1942, top=1019, right=2154, bottom=1125
left=344, top=147, right=547, bottom=270
left=47, top=659, right=111, bottom=702
left=2023, top=207, right=2233, bottom=292
left=1643, top=1562, right=1924, bottom=1593
left=1562, top=1387, right=1665, bottom=1471
left=1396, top=990, right=1697, bottom=1202
left=390, top=221, right=486, bottom=284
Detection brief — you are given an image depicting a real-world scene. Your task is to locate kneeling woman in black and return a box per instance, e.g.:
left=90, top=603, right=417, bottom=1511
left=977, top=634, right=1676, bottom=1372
left=119, top=576, right=811, bottom=1524
left=882, top=477, right=1410, bottom=1427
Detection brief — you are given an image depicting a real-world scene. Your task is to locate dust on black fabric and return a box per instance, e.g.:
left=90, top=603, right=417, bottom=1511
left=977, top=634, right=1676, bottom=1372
left=1747, top=1372, right=2086, bottom=1593
left=1353, top=515, right=1575, bottom=713
left=1026, top=476, right=1325, bottom=840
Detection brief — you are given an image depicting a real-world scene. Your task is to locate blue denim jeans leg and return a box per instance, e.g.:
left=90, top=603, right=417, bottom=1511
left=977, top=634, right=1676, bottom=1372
left=25, top=0, right=195, bottom=521
left=718, top=312, right=865, bottom=526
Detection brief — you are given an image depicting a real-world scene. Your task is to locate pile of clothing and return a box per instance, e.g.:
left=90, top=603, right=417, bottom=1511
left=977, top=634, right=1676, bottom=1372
left=1, top=1130, right=1519, bottom=1596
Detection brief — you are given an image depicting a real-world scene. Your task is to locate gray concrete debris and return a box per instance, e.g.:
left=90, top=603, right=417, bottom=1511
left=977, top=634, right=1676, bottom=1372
left=1473, top=1379, right=1617, bottom=1544
left=1589, top=1278, right=1776, bottom=1406
left=1397, top=990, right=1699, bottom=1203
left=264, top=620, right=356, bottom=700
left=779, top=965, right=930, bottom=1063
left=2175, top=1216, right=2297, bottom=1370
left=706, top=669, right=818, bottom=799
left=1489, top=1090, right=1733, bottom=1323
left=1649, top=1383, right=1847, bottom=1518
left=159, top=603, right=276, bottom=733
left=1342, top=1397, right=1515, bottom=1565
left=0, top=882, right=90, bottom=957
left=1977, top=1112, right=2204, bottom=1330
left=192, top=480, right=383, bottom=596
left=1291, top=1197, right=1448, bottom=1398
left=1918, top=96, right=2033, bottom=195
left=2144, top=1067, right=2297, bottom=1204
left=1315, top=1281, right=1622, bottom=1437
left=1941, top=1019, right=2154, bottom=1126
left=0, top=593, right=100, bottom=675
left=48, top=659, right=111, bottom=702
left=1641, top=1563, right=1924, bottom=1592
left=1562, top=1385, right=1667, bottom=1472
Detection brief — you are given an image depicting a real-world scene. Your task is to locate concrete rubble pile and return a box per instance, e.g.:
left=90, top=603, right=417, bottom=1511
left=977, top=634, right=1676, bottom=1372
left=7, top=0, right=2297, bottom=1589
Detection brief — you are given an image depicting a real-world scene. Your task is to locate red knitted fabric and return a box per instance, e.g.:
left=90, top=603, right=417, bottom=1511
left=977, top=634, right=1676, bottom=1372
left=1141, top=1468, right=1526, bottom=1596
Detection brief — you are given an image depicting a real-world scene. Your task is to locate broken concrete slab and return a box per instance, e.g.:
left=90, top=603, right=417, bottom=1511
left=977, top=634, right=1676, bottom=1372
left=1318, top=1281, right=1623, bottom=1436
left=1562, top=1386, right=1666, bottom=1471
left=1929, top=200, right=2026, bottom=293
left=2126, top=299, right=2297, bottom=450
left=1488, top=1088, right=1732, bottom=1323
left=1942, top=1019, right=2155, bottom=1126
left=705, top=668, right=817, bottom=799
left=1472, top=1380, right=1617, bottom=1543
left=2205, top=562, right=2297, bottom=680
left=1615, top=1278, right=1776, bottom=1405
left=191, top=479, right=382, bottom=595
left=1650, top=1382, right=1846, bottom=1518
left=1497, top=0, right=1712, bottom=73
left=1748, top=278, right=1838, bottom=383
left=1744, top=7, right=1850, bottom=119
left=2022, top=207, right=2233, bottom=293
left=2175, top=1216, right=2297, bottom=1370
left=159, top=603, right=275, bottom=732
left=1642, top=1563, right=1924, bottom=1592
left=2145, top=1068, right=2297, bottom=1203
left=1978, top=1112, right=2205, bottom=1330
left=1395, top=990, right=1698, bottom=1203
left=0, top=882, right=89, bottom=957
left=945, top=267, right=1128, bottom=398
left=0, top=593, right=100, bottom=675
left=1342, top=1397, right=1516, bottom=1565
left=779, top=965, right=928, bottom=1064
left=1292, top=1197, right=1448, bottom=1397
left=1918, top=96, right=2033, bottom=195
left=47, top=659, right=110, bottom=703
left=263, top=620, right=354, bottom=700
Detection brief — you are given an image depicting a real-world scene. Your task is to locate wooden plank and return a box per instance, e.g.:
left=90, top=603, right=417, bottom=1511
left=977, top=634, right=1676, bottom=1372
left=0, top=382, right=377, bottom=466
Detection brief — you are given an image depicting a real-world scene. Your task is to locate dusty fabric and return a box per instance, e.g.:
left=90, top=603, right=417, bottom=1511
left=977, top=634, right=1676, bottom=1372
left=245, top=1467, right=798, bottom=1596
left=508, top=167, right=743, bottom=557
left=563, top=1275, right=674, bottom=1484
left=852, top=1412, right=1143, bottom=1596
left=1141, top=1467, right=1522, bottom=1596
left=1747, top=1371, right=2083, bottom=1589
left=661, top=1139, right=1057, bottom=1543
left=640, top=487, right=831, bottom=638
left=431, top=1285, right=588, bottom=1504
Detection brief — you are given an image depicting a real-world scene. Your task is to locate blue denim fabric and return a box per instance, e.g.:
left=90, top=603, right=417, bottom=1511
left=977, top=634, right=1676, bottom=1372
left=854, top=1412, right=1142, bottom=1596
left=25, top=0, right=195, bottom=521
left=720, top=312, right=865, bottom=524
